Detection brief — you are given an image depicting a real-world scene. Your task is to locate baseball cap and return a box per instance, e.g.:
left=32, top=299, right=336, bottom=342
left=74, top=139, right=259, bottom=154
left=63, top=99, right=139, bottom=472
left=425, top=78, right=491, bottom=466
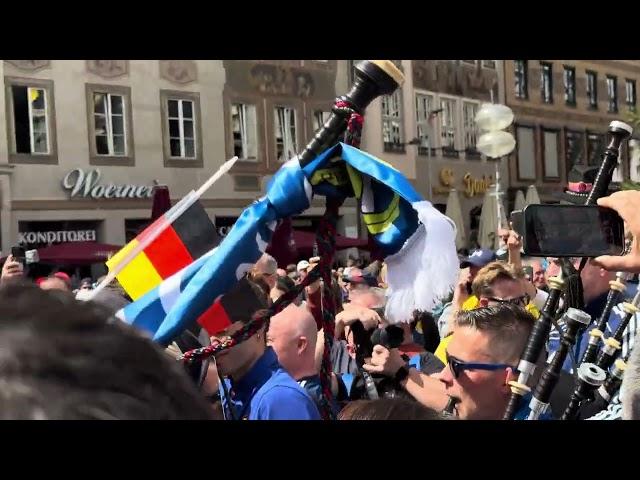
left=297, top=260, right=310, bottom=272
left=459, top=249, right=497, bottom=268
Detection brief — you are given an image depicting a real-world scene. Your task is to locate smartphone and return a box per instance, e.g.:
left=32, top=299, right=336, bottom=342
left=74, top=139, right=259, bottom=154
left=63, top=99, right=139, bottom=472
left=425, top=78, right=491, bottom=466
left=11, top=246, right=26, bottom=265
left=514, top=204, right=625, bottom=258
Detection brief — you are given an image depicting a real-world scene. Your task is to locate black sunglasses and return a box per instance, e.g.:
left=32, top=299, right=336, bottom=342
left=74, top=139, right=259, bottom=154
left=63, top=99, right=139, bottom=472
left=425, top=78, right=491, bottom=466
left=485, top=294, right=530, bottom=307
left=445, top=351, right=517, bottom=379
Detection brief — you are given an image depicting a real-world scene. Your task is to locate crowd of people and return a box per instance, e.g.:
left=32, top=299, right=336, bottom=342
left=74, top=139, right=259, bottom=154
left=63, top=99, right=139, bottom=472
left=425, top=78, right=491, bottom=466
left=1, top=190, right=640, bottom=421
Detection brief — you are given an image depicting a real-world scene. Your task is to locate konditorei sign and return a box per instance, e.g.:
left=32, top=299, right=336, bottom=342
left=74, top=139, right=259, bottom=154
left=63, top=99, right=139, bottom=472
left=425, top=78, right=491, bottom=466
left=19, top=229, right=97, bottom=244
left=62, top=168, right=155, bottom=199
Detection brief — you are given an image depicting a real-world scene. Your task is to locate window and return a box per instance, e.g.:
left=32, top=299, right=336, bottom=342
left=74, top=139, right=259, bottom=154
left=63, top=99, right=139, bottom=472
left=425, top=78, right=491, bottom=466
left=563, top=66, right=576, bottom=106
left=440, top=97, right=457, bottom=155
left=626, top=79, right=636, bottom=110
left=463, top=101, right=479, bottom=153
left=514, top=60, right=528, bottom=99
left=231, top=103, right=258, bottom=161
left=381, top=90, right=404, bottom=152
left=415, top=92, right=435, bottom=155
left=587, top=132, right=606, bottom=166
left=160, top=90, right=202, bottom=168
left=349, top=60, right=362, bottom=86
left=313, top=110, right=331, bottom=132
left=86, top=84, right=133, bottom=166
left=168, top=99, right=196, bottom=159
left=93, top=92, right=126, bottom=156
left=586, top=71, right=598, bottom=109
left=565, top=129, right=585, bottom=170
left=607, top=75, right=618, bottom=113
left=12, top=85, right=49, bottom=154
left=482, top=60, right=496, bottom=69
left=541, top=62, right=553, bottom=104
left=462, top=60, right=477, bottom=65
left=274, top=106, right=298, bottom=162
left=542, top=129, right=560, bottom=178
left=5, top=77, right=57, bottom=164
left=516, top=126, right=536, bottom=180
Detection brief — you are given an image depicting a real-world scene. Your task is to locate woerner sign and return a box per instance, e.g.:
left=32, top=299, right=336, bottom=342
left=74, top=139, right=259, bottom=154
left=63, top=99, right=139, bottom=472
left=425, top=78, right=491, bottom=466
left=19, top=230, right=97, bottom=244
left=62, top=168, right=155, bottom=199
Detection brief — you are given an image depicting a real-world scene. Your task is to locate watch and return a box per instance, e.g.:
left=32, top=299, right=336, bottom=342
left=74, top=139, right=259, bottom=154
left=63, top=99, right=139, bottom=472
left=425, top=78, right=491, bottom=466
left=394, top=365, right=410, bottom=384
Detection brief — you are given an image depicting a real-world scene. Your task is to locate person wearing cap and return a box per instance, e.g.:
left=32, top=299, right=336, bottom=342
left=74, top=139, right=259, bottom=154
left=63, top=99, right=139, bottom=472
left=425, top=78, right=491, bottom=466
left=40, top=272, right=72, bottom=292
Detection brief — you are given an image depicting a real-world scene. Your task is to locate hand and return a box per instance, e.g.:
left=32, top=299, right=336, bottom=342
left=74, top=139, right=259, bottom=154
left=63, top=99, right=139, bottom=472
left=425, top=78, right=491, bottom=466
left=363, top=345, right=405, bottom=377
left=453, top=267, right=472, bottom=307
left=335, top=307, right=381, bottom=330
left=593, top=191, right=640, bottom=272
left=1, top=255, right=24, bottom=283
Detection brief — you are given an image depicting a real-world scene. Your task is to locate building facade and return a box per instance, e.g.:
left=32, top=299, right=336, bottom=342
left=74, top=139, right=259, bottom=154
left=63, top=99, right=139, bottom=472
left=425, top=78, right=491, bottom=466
left=353, top=60, right=508, bottom=248
left=0, top=60, right=359, bottom=255
left=504, top=60, right=640, bottom=204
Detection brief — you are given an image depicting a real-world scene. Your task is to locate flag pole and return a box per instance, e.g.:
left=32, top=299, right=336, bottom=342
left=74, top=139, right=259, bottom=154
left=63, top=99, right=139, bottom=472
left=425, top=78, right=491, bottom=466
left=84, top=156, right=238, bottom=301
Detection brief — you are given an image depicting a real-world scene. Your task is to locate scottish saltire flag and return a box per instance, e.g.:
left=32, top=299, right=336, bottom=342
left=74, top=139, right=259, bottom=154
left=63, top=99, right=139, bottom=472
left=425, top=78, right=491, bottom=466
left=119, top=143, right=458, bottom=345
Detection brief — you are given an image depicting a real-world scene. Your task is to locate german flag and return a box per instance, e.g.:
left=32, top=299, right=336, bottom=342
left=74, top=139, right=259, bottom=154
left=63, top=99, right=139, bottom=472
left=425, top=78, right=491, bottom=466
left=107, top=200, right=220, bottom=300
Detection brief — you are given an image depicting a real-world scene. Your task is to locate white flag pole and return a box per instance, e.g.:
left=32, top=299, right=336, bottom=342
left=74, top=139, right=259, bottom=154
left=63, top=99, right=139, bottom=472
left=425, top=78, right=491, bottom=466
left=85, top=156, right=238, bottom=301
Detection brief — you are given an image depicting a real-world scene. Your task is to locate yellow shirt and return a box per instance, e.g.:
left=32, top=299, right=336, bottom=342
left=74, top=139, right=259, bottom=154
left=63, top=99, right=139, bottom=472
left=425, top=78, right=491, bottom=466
left=434, top=295, right=540, bottom=363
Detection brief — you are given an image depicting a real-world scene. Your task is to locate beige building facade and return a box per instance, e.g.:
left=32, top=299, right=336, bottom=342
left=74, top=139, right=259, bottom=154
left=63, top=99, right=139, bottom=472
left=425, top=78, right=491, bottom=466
left=0, top=60, right=360, bottom=255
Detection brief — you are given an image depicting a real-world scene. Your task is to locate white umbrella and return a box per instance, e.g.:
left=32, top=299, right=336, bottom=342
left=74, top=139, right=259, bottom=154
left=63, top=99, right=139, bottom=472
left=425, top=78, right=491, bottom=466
left=525, top=184, right=541, bottom=206
left=478, top=189, right=508, bottom=250
left=445, top=188, right=467, bottom=250
left=514, top=189, right=526, bottom=211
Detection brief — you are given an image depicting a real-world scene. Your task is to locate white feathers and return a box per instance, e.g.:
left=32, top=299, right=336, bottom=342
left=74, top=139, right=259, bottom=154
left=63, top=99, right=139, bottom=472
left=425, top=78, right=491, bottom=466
left=384, top=201, right=459, bottom=325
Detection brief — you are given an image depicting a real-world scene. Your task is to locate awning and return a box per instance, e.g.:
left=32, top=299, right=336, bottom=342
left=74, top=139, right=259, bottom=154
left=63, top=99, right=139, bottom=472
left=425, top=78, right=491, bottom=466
left=35, top=241, right=122, bottom=265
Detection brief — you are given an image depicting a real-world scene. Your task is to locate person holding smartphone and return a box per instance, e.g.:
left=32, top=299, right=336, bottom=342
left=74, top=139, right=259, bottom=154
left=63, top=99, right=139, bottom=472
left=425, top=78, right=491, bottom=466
left=1, top=252, right=25, bottom=286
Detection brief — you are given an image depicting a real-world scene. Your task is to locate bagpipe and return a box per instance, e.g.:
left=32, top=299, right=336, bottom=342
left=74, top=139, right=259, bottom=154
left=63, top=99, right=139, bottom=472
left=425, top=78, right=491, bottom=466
left=115, top=60, right=459, bottom=419
left=503, top=121, right=634, bottom=420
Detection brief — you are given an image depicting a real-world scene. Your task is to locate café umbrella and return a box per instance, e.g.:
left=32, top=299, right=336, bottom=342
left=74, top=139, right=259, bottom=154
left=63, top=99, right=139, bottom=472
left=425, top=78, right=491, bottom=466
left=478, top=189, right=507, bottom=250
left=445, top=188, right=466, bottom=250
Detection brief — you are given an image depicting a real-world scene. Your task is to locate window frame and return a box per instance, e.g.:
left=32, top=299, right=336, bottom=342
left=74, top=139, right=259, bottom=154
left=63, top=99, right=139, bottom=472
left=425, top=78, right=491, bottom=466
left=540, top=62, right=554, bottom=104
left=5, top=76, right=58, bottom=165
left=439, top=94, right=459, bottom=158
left=86, top=83, right=134, bottom=167
left=415, top=91, right=437, bottom=156
left=159, top=89, right=203, bottom=168
left=515, top=124, right=537, bottom=181
left=586, top=70, right=598, bottom=110
left=563, top=66, right=576, bottom=106
left=230, top=102, right=259, bottom=162
left=626, top=78, right=637, bottom=111
left=607, top=75, right=618, bottom=113
left=272, top=104, right=300, bottom=163
left=381, top=89, right=405, bottom=153
left=514, top=60, right=528, bottom=99
left=541, top=127, right=561, bottom=181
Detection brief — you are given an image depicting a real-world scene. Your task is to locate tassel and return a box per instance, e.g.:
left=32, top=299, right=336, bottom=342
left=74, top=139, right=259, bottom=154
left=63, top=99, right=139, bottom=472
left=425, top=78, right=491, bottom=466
left=384, top=201, right=459, bottom=325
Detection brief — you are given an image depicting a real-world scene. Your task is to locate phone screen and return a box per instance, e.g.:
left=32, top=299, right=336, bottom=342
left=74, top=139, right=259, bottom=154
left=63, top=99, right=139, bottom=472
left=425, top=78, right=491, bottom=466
left=11, top=247, right=26, bottom=264
left=522, top=205, right=625, bottom=257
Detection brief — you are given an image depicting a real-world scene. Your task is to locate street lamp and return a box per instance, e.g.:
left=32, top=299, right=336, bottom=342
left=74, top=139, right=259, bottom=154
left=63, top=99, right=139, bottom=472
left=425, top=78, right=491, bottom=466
left=408, top=108, right=443, bottom=201
left=474, top=103, right=516, bottom=246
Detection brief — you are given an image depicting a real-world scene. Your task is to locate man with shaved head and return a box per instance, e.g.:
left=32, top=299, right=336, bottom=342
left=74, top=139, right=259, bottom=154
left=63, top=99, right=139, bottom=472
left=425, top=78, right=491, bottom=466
left=267, top=304, right=336, bottom=414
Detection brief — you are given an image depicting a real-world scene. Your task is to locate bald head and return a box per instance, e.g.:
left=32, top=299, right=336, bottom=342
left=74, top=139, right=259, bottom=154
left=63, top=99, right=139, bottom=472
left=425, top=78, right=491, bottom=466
left=267, top=305, right=317, bottom=380
left=349, top=287, right=385, bottom=310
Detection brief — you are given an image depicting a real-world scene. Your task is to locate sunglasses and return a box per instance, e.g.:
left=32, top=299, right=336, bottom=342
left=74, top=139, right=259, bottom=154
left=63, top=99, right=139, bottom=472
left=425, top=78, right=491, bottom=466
left=485, top=294, right=530, bottom=307
left=445, top=351, right=517, bottom=379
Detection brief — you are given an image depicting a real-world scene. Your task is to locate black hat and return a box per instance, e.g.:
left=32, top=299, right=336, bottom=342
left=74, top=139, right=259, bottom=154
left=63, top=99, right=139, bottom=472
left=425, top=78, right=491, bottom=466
left=556, top=165, right=618, bottom=204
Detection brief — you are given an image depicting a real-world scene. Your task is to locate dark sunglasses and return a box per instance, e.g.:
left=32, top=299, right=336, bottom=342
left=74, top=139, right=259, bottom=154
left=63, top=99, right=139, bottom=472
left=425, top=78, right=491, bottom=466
left=485, top=294, right=530, bottom=307
left=445, top=351, right=517, bottom=379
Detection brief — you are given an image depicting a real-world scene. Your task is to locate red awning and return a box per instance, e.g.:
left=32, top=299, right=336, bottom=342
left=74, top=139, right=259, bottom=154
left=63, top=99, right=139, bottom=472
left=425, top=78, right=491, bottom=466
left=291, top=229, right=369, bottom=253
left=35, top=241, right=122, bottom=265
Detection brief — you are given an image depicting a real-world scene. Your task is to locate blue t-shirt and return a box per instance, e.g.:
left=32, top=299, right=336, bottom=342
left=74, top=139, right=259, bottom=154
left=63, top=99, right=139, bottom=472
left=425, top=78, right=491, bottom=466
left=223, top=347, right=321, bottom=420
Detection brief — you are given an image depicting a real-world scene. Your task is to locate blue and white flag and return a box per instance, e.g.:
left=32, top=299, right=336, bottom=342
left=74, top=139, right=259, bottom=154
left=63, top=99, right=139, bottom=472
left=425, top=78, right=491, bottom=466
left=119, top=143, right=459, bottom=345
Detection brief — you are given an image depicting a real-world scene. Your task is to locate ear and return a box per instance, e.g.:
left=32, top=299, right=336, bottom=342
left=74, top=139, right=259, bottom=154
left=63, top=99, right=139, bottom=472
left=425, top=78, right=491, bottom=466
left=501, top=367, right=516, bottom=394
left=298, top=336, right=308, bottom=354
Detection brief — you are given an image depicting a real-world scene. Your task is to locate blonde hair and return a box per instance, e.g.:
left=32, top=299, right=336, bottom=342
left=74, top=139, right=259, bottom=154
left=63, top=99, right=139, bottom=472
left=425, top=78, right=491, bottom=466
left=471, top=261, right=521, bottom=298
